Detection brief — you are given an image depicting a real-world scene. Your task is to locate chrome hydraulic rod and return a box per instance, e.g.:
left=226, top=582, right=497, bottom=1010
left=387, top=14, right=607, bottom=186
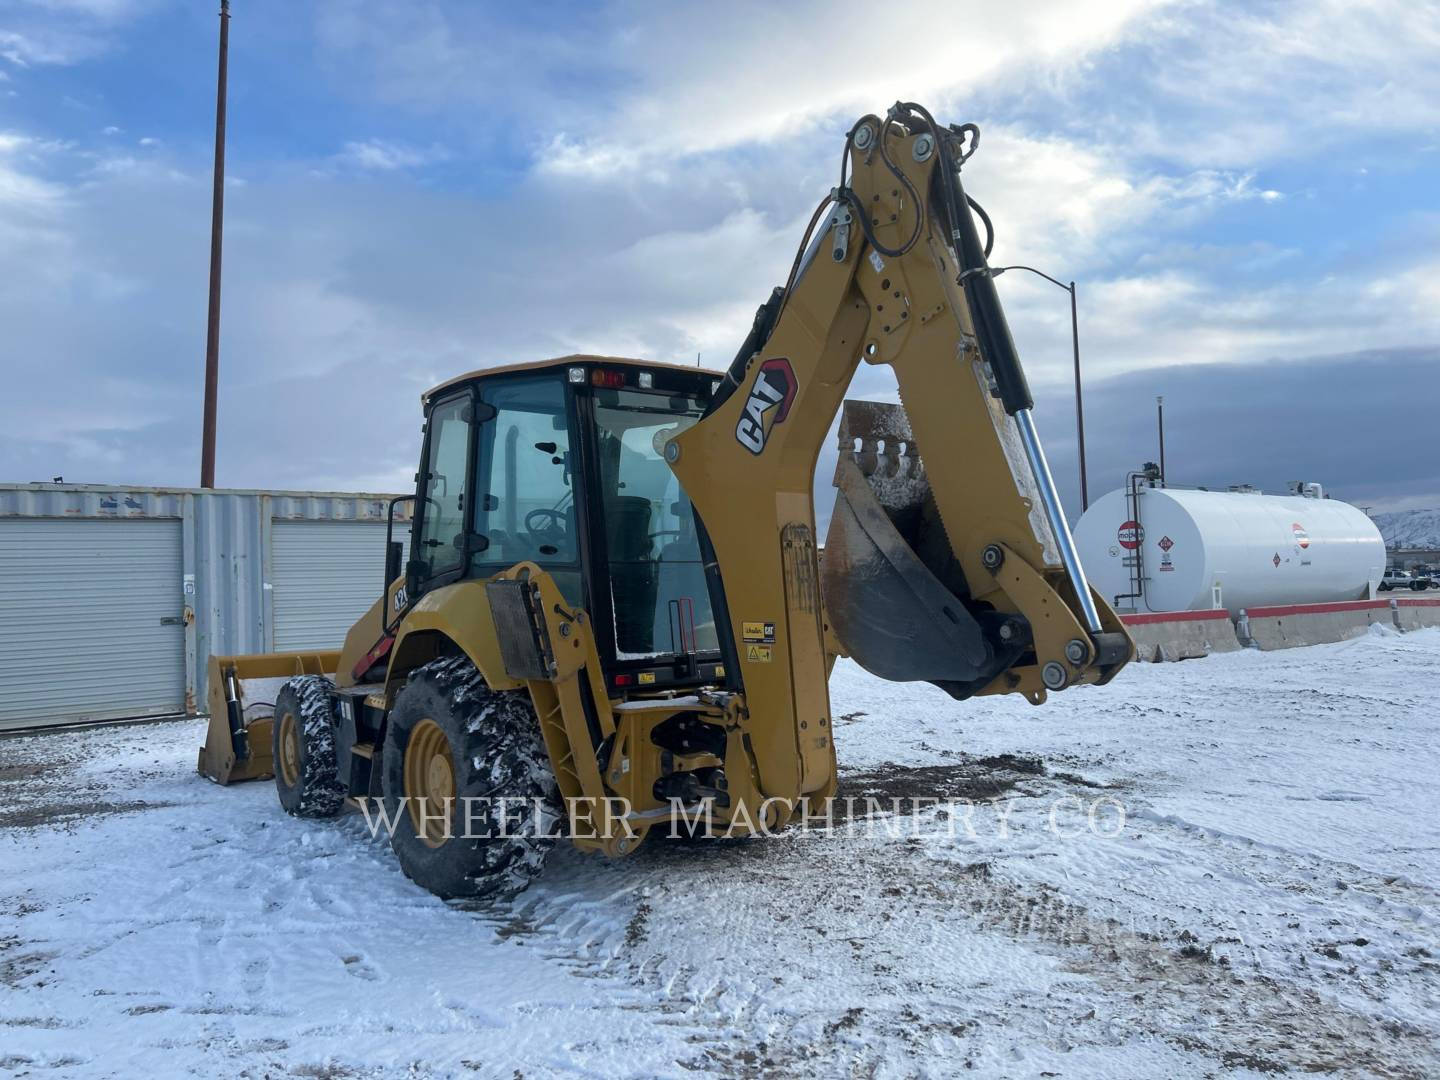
left=1014, top=407, right=1103, bottom=635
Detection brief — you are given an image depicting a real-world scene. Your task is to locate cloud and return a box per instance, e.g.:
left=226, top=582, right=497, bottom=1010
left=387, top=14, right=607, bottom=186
left=335, top=138, right=448, bottom=172
left=0, top=131, right=68, bottom=201
left=1091, top=0, right=1440, bottom=168
left=0, top=0, right=159, bottom=69
left=1, top=0, right=1437, bottom=517
left=0, top=28, right=69, bottom=67
left=533, top=0, right=1170, bottom=172
left=11, top=0, right=151, bottom=12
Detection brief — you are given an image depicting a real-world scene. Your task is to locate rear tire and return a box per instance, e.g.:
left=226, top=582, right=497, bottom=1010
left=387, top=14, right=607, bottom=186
left=273, top=676, right=347, bottom=818
left=380, top=656, right=561, bottom=901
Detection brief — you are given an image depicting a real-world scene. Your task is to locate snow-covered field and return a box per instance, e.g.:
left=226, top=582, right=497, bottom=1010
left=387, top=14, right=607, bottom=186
left=3, top=628, right=1438, bottom=1078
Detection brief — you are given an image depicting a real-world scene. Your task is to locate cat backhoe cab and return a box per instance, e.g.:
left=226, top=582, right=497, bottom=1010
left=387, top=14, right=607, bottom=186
left=198, top=101, right=1133, bottom=900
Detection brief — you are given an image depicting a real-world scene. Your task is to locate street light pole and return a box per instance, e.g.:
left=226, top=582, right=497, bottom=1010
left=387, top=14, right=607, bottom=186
left=200, top=0, right=231, bottom=489
left=980, top=265, right=1089, bottom=512
left=1068, top=280, right=1088, bottom=511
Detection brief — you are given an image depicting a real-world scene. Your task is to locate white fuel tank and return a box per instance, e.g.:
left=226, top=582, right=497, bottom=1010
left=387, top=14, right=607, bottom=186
left=1074, top=486, right=1385, bottom=616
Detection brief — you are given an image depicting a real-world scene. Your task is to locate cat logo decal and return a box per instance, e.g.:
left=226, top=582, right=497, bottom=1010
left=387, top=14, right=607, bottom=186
left=734, top=358, right=797, bottom=455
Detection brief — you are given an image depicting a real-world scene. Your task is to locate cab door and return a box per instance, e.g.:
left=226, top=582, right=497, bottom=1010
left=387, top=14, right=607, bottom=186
left=468, top=375, right=587, bottom=607
left=410, top=392, right=478, bottom=596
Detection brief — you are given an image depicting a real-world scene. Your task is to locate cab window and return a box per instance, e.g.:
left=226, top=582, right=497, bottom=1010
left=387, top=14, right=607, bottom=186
left=593, top=387, right=718, bottom=659
left=471, top=376, right=583, bottom=603
left=413, top=395, right=473, bottom=583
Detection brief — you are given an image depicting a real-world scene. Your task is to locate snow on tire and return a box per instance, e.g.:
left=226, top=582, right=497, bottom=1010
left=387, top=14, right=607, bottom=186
left=380, top=655, right=562, bottom=901
left=272, top=675, right=347, bottom=819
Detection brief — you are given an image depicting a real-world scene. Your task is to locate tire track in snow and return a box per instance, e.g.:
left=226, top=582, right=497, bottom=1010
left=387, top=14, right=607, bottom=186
left=474, top=775, right=1440, bottom=1078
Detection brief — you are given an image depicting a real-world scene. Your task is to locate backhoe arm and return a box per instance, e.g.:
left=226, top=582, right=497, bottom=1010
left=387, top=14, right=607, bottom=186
left=669, top=103, right=1132, bottom=802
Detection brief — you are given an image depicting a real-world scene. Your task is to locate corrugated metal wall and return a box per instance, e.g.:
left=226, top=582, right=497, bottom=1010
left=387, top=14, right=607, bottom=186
left=272, top=520, right=409, bottom=651
left=0, top=483, right=412, bottom=729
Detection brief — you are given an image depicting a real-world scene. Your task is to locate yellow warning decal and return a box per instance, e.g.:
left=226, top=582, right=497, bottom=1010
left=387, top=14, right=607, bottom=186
left=638, top=671, right=656, bottom=685
left=714, top=665, right=725, bottom=678
left=745, top=644, right=773, bottom=663
left=742, top=621, right=776, bottom=642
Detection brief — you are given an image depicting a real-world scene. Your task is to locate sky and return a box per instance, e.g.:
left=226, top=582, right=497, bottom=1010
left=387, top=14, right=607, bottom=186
left=1, top=0, right=1438, bottom=519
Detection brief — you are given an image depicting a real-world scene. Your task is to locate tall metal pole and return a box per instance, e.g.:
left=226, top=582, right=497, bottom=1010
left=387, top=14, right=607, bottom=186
left=980, top=265, right=1090, bottom=514
left=1156, top=395, right=1166, bottom=486
left=1069, top=281, right=1088, bottom=512
left=200, top=0, right=230, bottom=489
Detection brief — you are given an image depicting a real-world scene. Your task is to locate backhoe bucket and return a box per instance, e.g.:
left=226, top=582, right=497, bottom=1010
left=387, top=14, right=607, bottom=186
left=197, top=650, right=340, bottom=785
left=821, top=400, right=998, bottom=687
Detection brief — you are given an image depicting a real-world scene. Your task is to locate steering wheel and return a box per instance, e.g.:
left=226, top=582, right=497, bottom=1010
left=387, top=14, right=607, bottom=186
left=525, top=508, right=568, bottom=549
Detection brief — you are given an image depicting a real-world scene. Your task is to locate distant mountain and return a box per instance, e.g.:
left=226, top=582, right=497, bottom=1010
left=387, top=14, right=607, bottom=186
left=1372, top=508, right=1440, bottom=549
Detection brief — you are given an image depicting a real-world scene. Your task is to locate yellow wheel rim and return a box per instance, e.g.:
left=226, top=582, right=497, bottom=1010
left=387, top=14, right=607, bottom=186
left=404, top=718, right=454, bottom=848
left=277, top=709, right=301, bottom=789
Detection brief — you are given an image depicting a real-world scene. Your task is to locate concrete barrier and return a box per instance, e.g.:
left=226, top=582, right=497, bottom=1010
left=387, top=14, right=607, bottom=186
left=1118, top=596, right=1438, bottom=663
left=1238, top=599, right=1392, bottom=650
left=1120, top=609, right=1242, bottom=662
left=1394, top=597, right=1440, bottom=632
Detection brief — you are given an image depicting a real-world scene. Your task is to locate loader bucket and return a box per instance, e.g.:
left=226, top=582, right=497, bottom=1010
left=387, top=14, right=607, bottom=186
left=821, top=401, right=1006, bottom=690
left=197, top=651, right=340, bottom=785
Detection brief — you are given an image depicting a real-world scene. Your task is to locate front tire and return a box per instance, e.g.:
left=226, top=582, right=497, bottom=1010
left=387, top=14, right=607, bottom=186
left=380, top=656, right=561, bottom=900
left=273, top=675, right=347, bottom=818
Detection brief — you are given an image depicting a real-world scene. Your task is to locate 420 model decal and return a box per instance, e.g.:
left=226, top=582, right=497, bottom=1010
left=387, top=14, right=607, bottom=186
left=734, top=357, right=797, bottom=455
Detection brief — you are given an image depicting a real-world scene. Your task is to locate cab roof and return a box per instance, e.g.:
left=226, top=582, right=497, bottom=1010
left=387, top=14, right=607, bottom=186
left=423, top=354, right=724, bottom=403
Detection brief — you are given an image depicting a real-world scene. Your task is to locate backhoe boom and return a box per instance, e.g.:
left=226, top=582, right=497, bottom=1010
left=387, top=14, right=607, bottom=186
left=669, top=103, right=1131, bottom=802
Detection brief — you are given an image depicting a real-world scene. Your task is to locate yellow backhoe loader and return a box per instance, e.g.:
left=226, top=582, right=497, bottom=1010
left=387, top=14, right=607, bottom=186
left=199, top=102, right=1133, bottom=899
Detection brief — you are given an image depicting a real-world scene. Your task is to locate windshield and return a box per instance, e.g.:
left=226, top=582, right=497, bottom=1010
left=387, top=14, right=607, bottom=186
left=592, top=387, right=719, bottom=660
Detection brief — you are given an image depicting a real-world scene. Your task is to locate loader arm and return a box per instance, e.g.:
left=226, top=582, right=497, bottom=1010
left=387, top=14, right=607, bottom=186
left=669, top=104, right=1132, bottom=801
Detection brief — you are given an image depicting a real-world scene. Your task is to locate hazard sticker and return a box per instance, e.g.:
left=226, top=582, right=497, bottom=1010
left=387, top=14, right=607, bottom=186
left=745, top=644, right=773, bottom=663
left=1273, top=553, right=1282, bottom=567
left=742, top=621, right=776, bottom=643
left=1158, top=535, right=1174, bottom=552
left=1118, top=520, right=1144, bottom=550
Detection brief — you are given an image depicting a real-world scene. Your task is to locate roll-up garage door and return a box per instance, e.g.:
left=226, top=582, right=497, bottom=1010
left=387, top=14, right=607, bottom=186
left=271, top=521, right=406, bottom=652
left=0, top=517, right=186, bottom=730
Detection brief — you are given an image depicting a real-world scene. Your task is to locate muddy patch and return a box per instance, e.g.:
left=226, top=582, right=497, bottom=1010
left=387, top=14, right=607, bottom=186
left=0, top=761, right=65, bottom=784
left=0, top=799, right=172, bottom=831
left=837, top=755, right=1047, bottom=816
left=0, top=940, right=56, bottom=989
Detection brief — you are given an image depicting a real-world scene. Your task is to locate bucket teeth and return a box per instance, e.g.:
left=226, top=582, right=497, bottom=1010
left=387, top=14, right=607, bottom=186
left=834, top=400, right=928, bottom=512
left=822, top=400, right=1021, bottom=698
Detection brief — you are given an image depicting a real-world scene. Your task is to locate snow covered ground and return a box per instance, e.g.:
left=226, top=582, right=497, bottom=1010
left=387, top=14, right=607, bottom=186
left=2, top=628, right=1438, bottom=1078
